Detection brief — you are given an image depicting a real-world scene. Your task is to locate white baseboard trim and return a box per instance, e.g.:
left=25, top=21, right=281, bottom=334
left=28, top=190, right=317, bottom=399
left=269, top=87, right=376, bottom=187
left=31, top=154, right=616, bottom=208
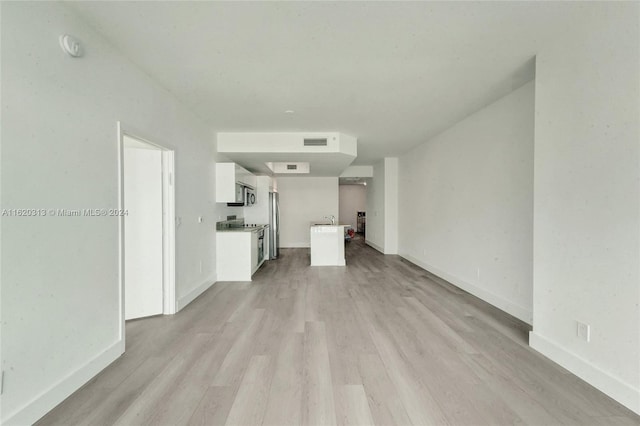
left=3, top=339, right=124, bottom=426
left=365, top=240, right=384, bottom=253
left=177, top=274, right=216, bottom=312
left=281, top=243, right=310, bottom=248
left=529, top=331, right=640, bottom=415
left=399, top=253, right=532, bottom=325
left=311, top=260, right=346, bottom=266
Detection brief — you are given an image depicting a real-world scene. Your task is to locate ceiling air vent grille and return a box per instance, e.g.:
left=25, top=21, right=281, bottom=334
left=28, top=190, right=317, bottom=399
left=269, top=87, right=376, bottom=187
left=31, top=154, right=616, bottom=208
left=287, top=164, right=298, bottom=170
left=303, top=138, right=328, bottom=147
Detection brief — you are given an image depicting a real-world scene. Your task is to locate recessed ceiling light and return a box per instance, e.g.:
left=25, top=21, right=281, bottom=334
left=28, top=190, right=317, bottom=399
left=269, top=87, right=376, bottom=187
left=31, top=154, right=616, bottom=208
left=285, top=110, right=295, bottom=114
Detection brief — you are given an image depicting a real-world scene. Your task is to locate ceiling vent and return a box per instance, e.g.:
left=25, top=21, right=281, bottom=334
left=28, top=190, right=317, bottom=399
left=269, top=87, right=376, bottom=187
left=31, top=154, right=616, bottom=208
left=267, top=162, right=310, bottom=174
left=303, top=138, right=328, bottom=147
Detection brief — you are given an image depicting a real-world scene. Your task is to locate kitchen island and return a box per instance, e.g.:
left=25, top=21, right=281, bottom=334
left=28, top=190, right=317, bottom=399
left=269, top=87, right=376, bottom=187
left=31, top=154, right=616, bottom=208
left=310, top=224, right=349, bottom=266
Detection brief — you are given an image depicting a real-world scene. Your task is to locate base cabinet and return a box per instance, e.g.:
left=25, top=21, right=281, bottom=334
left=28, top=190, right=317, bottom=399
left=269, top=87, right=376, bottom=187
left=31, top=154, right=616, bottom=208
left=310, top=225, right=347, bottom=266
left=216, top=230, right=266, bottom=281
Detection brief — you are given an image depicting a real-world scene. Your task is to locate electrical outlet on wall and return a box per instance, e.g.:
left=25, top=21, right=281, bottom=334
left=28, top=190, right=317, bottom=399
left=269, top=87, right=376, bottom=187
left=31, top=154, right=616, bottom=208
left=576, top=321, right=591, bottom=342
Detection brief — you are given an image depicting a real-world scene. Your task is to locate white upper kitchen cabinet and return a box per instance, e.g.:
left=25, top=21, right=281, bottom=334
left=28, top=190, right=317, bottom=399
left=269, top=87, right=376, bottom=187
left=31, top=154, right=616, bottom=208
left=215, top=162, right=257, bottom=203
left=235, top=164, right=256, bottom=188
left=243, top=175, right=273, bottom=225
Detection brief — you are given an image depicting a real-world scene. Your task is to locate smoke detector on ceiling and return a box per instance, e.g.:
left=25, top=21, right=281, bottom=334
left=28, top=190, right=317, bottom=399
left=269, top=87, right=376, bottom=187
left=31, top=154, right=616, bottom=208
left=59, top=34, right=83, bottom=57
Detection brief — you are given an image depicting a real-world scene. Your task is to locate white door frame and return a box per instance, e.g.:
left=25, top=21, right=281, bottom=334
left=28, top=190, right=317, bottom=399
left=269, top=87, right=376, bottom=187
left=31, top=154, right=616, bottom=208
left=117, top=122, right=176, bottom=342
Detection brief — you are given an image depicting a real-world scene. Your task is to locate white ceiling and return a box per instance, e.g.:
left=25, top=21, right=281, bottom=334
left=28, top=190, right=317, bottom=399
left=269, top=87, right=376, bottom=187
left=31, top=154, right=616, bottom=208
left=222, top=152, right=356, bottom=177
left=69, top=2, right=583, bottom=164
left=217, top=132, right=357, bottom=176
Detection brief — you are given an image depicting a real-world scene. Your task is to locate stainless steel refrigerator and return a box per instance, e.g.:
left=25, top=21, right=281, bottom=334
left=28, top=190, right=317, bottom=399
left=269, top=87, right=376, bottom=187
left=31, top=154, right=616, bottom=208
left=269, top=192, right=280, bottom=259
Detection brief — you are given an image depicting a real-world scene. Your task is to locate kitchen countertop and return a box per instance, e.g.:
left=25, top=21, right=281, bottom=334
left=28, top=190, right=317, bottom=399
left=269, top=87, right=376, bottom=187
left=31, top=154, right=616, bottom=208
left=217, top=224, right=268, bottom=232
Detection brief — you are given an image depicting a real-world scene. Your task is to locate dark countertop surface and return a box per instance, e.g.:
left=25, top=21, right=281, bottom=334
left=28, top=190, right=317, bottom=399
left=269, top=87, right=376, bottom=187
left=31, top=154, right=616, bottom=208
left=217, top=224, right=268, bottom=232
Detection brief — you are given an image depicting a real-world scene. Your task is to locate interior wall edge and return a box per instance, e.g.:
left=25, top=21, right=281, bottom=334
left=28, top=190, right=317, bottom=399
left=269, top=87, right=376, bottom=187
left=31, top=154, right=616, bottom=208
left=529, top=331, right=640, bottom=415
left=365, top=240, right=384, bottom=254
left=280, top=242, right=311, bottom=249
left=400, top=252, right=533, bottom=324
left=177, top=275, right=217, bottom=312
left=2, top=340, right=125, bottom=426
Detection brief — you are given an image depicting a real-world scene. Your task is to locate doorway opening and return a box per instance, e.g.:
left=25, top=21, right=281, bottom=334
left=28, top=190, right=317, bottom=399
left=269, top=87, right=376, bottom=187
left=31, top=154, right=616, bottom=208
left=117, top=123, right=176, bottom=340
left=338, top=179, right=367, bottom=242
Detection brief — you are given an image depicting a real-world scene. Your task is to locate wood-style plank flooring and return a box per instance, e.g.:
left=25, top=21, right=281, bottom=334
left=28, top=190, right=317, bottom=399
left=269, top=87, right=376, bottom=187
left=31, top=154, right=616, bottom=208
left=38, top=236, right=640, bottom=425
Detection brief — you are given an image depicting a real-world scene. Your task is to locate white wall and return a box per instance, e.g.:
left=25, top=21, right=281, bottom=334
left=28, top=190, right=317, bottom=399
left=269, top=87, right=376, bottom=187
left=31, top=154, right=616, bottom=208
left=277, top=177, right=339, bottom=247
left=365, top=161, right=385, bottom=252
left=0, top=2, right=226, bottom=424
left=365, top=158, right=399, bottom=255
left=398, top=81, right=535, bottom=324
left=338, top=184, right=366, bottom=229
left=530, top=3, right=640, bottom=414
left=383, top=158, right=399, bottom=254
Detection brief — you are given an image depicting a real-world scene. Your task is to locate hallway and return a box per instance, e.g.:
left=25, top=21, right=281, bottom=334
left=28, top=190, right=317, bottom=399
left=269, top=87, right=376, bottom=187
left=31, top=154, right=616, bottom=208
left=38, top=239, right=639, bottom=425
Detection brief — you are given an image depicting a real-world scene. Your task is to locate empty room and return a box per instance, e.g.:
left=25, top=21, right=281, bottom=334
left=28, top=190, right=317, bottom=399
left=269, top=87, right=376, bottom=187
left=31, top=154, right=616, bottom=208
left=1, top=1, right=639, bottom=425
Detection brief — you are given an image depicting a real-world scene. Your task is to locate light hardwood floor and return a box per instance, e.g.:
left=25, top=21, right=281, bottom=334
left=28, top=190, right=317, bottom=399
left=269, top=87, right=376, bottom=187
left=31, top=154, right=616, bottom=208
left=38, top=237, right=640, bottom=425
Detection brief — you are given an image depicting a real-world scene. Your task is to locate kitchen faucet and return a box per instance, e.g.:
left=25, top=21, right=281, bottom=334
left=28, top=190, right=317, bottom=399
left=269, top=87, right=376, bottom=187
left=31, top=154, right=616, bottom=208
left=324, top=215, right=336, bottom=225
